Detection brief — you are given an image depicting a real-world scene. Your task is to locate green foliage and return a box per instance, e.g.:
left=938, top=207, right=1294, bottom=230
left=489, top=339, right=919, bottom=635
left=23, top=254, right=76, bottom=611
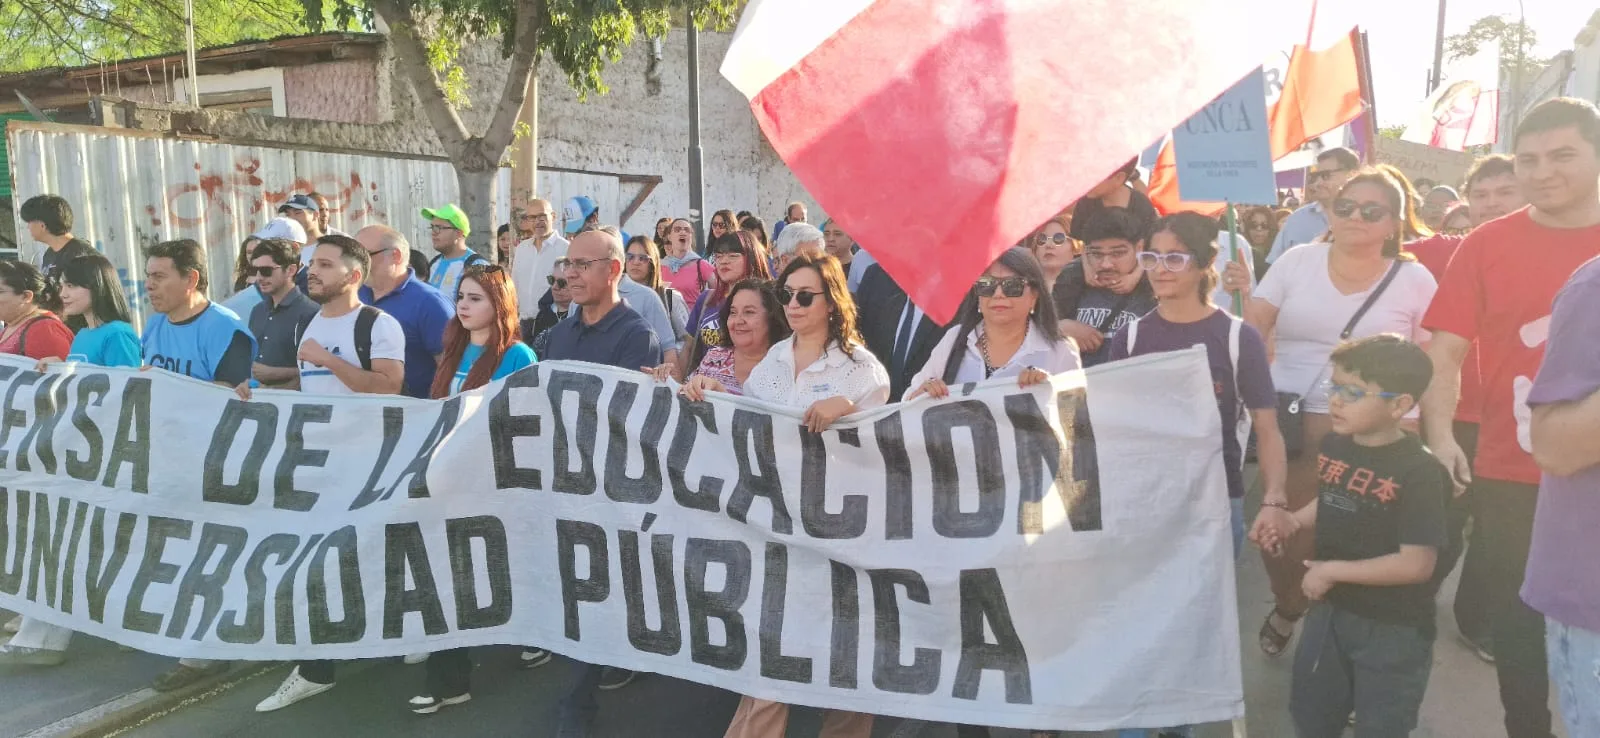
left=1444, top=15, right=1544, bottom=81
left=0, top=0, right=334, bottom=72
left=1378, top=125, right=1406, bottom=140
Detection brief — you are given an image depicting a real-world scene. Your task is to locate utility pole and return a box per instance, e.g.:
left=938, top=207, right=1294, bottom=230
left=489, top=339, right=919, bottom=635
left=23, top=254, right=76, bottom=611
left=686, top=12, right=707, bottom=251
left=1429, top=0, right=1447, bottom=94
left=1509, top=0, right=1527, bottom=136
left=185, top=0, right=201, bottom=108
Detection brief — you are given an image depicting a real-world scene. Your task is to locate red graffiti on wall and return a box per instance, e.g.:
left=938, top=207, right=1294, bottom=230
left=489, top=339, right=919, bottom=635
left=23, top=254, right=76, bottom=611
left=155, top=155, right=390, bottom=245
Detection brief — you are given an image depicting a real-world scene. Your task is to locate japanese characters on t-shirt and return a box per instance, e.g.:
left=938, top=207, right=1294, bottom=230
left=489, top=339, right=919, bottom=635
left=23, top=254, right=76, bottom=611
left=1313, top=433, right=1450, bottom=633
left=1422, top=209, right=1600, bottom=485
left=297, top=308, right=406, bottom=396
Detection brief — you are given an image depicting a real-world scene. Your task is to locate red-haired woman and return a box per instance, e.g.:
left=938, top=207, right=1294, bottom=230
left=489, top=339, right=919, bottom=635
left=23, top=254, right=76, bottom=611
left=408, top=264, right=538, bottom=714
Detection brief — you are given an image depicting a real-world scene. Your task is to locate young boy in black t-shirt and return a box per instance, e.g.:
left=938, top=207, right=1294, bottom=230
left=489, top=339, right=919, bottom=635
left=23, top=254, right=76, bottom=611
left=1255, top=334, right=1449, bottom=738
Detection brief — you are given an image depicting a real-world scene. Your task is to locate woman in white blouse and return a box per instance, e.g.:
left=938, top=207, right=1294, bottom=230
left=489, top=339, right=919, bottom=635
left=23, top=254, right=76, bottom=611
left=907, top=247, right=1082, bottom=400
left=1245, top=167, right=1438, bottom=657
left=692, top=251, right=888, bottom=738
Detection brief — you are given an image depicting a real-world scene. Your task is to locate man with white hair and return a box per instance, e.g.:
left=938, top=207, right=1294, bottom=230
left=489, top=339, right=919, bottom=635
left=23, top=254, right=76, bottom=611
left=771, top=222, right=825, bottom=275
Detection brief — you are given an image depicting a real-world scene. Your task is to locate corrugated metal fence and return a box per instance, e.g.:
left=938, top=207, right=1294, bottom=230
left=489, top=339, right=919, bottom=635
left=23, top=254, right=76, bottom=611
left=7, top=122, right=625, bottom=328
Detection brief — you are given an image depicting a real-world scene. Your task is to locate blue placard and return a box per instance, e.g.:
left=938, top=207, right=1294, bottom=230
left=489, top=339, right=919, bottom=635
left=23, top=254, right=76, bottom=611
left=1171, top=67, right=1276, bottom=204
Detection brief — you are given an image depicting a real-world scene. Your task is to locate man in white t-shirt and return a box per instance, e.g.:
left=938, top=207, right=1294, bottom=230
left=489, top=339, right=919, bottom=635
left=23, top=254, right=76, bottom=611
left=242, top=234, right=405, bottom=714
left=510, top=197, right=570, bottom=338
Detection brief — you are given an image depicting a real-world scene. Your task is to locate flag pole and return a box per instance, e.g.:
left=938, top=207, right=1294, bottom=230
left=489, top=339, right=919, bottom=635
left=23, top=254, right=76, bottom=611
left=1225, top=202, right=1246, bottom=316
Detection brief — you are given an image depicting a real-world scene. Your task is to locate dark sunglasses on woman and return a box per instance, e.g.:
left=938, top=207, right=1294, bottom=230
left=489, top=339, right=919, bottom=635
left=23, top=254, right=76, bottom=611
left=1032, top=233, right=1069, bottom=246
left=1332, top=198, right=1392, bottom=223
left=777, top=287, right=824, bottom=307
left=974, top=276, right=1027, bottom=298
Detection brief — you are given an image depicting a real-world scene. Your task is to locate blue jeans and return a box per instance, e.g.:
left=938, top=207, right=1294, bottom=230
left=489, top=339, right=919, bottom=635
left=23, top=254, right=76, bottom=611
left=555, top=660, right=606, bottom=738
left=1547, top=618, right=1600, bottom=736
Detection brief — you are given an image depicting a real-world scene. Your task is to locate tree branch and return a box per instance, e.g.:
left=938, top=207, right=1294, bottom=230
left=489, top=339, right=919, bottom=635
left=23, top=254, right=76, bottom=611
left=372, top=0, right=471, bottom=152
left=481, top=0, right=542, bottom=151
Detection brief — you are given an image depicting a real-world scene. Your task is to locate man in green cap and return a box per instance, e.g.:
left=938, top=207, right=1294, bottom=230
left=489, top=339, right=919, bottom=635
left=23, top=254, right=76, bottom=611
left=421, top=203, right=488, bottom=313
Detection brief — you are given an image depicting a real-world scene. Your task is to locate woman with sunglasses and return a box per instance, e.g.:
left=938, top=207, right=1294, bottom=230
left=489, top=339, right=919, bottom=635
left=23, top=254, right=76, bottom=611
left=0, top=253, right=141, bottom=667
left=709, top=208, right=738, bottom=242
left=688, top=252, right=886, bottom=738
left=625, top=235, right=690, bottom=363
left=1026, top=215, right=1076, bottom=290
left=223, top=235, right=266, bottom=319
left=1239, top=206, right=1278, bottom=277
left=407, top=264, right=537, bottom=714
left=662, top=217, right=715, bottom=307
left=1245, top=168, right=1437, bottom=658
left=680, top=231, right=773, bottom=379
left=529, top=257, right=574, bottom=357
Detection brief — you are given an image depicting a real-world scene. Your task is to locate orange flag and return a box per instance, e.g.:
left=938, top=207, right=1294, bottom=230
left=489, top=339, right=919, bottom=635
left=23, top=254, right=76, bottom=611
left=1150, top=28, right=1365, bottom=214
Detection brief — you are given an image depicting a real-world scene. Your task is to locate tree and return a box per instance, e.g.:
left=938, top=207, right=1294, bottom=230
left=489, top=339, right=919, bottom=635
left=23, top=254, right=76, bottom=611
left=1378, top=124, right=1406, bottom=141
left=307, top=0, right=742, bottom=258
left=0, top=0, right=319, bottom=72
left=1444, top=15, right=1544, bottom=86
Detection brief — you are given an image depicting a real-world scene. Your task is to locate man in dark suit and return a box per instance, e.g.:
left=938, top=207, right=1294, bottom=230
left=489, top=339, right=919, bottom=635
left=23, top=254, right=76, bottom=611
left=855, top=263, right=950, bottom=401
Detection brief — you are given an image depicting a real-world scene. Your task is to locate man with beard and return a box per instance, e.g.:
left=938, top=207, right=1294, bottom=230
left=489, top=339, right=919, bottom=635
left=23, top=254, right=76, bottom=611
left=1052, top=207, right=1156, bottom=367
left=252, top=234, right=406, bottom=713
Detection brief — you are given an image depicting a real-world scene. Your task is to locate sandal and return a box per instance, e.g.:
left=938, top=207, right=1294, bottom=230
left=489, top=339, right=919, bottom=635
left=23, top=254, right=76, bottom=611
left=1258, top=607, right=1299, bottom=657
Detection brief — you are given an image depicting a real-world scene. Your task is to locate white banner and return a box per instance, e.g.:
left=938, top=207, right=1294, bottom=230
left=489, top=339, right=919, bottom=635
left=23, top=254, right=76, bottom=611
left=0, top=349, right=1239, bottom=730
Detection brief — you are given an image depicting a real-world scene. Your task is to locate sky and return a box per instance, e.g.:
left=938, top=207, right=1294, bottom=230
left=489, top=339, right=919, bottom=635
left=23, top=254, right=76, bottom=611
left=1361, top=0, right=1595, bottom=126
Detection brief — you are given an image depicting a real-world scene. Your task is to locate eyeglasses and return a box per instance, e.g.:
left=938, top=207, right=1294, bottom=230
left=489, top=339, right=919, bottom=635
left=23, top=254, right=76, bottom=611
left=1325, top=381, right=1401, bottom=403
left=1136, top=251, right=1194, bottom=272
left=1032, top=233, right=1069, bottom=247
left=547, top=275, right=568, bottom=288
left=625, top=253, right=652, bottom=264
left=974, top=276, right=1028, bottom=298
left=565, top=257, right=612, bottom=272
left=429, top=224, right=458, bottom=233
left=1083, top=248, right=1132, bottom=264
left=250, top=265, right=282, bottom=277
left=1332, top=198, right=1393, bottom=223
left=520, top=212, right=550, bottom=221
left=777, top=287, right=825, bottom=307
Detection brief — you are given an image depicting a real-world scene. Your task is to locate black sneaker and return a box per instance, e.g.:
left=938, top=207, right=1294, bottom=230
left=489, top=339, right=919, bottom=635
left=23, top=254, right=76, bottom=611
left=1458, top=632, right=1495, bottom=663
left=597, top=668, right=638, bottom=690
left=409, top=693, right=471, bottom=715
left=519, top=648, right=553, bottom=669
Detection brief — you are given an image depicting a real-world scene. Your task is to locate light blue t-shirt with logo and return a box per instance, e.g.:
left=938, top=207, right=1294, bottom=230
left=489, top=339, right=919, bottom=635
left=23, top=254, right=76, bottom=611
left=142, top=304, right=256, bottom=383
left=449, top=342, right=536, bottom=395
left=68, top=320, right=141, bottom=368
left=427, top=252, right=487, bottom=313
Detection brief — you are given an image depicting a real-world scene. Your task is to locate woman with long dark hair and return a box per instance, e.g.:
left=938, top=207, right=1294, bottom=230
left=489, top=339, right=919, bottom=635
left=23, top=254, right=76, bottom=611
left=625, top=235, right=690, bottom=372
left=0, top=253, right=140, bottom=667
left=679, top=230, right=772, bottom=379
left=1246, top=167, right=1437, bottom=656
left=0, top=260, right=72, bottom=361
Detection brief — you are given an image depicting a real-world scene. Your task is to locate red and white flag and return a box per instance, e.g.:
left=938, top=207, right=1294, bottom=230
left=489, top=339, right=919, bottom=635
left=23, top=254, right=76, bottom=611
left=1401, top=39, right=1500, bottom=151
left=723, top=0, right=1322, bottom=322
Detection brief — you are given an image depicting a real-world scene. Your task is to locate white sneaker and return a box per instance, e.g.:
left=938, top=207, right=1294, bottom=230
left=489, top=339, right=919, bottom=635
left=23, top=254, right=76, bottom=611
left=403, top=652, right=430, bottom=665
left=2, top=616, right=19, bottom=634
left=255, top=667, right=334, bottom=712
left=408, top=693, right=471, bottom=715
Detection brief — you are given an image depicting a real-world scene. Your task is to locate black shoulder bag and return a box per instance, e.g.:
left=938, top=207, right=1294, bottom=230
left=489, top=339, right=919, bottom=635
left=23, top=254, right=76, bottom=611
left=1277, top=260, right=1405, bottom=459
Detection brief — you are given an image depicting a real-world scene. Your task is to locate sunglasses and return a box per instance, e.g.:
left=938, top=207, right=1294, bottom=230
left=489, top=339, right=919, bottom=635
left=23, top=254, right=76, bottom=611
left=974, top=276, right=1028, bottom=298
left=1326, top=381, right=1401, bottom=404
left=1307, top=168, right=1348, bottom=183
left=1136, top=251, right=1194, bottom=272
left=1032, top=233, right=1069, bottom=247
left=1332, top=198, right=1393, bottom=223
left=250, top=265, right=281, bottom=277
left=625, top=253, right=653, bottom=264
left=547, top=275, right=568, bottom=288
left=777, top=287, right=825, bottom=307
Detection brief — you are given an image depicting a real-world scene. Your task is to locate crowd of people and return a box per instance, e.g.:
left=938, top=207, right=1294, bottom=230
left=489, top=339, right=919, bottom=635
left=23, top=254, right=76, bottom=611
left=0, top=94, right=1596, bottom=738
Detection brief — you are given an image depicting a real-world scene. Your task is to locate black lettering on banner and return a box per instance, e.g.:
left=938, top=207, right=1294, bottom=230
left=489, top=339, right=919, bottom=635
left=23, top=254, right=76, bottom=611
left=350, top=407, right=405, bottom=510
left=684, top=537, right=751, bottom=670
left=86, top=508, right=136, bottom=623
left=0, top=488, right=32, bottom=595
left=124, top=516, right=192, bottom=635
left=308, top=526, right=364, bottom=644
left=1005, top=394, right=1060, bottom=534
left=488, top=366, right=542, bottom=490
left=867, top=569, right=940, bottom=695
left=829, top=560, right=859, bottom=689
left=953, top=568, right=1032, bottom=704
left=275, top=404, right=332, bottom=511
left=549, top=371, right=601, bottom=496
left=800, top=429, right=866, bottom=539
left=167, top=523, right=248, bottom=640
left=383, top=523, right=446, bottom=638
left=219, top=533, right=297, bottom=644
left=604, top=383, right=670, bottom=504
left=275, top=534, right=323, bottom=644
left=1056, top=388, right=1103, bottom=532
left=25, top=494, right=70, bottom=605
left=726, top=410, right=790, bottom=534
left=873, top=413, right=914, bottom=540
left=66, top=373, right=110, bottom=483
left=59, top=501, right=88, bottom=614
left=447, top=516, right=512, bottom=630
left=668, top=399, right=724, bottom=512
left=557, top=519, right=609, bottom=640
left=202, top=400, right=279, bottom=505
left=619, top=530, right=681, bottom=655
left=104, top=377, right=152, bottom=493
left=384, top=398, right=461, bottom=502
left=924, top=401, right=1006, bottom=538
left=0, top=370, right=42, bottom=467
left=15, top=374, right=67, bottom=473
left=758, top=543, right=811, bottom=682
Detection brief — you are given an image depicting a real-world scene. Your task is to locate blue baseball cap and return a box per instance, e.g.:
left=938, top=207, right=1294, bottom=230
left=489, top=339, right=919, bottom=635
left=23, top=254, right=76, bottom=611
left=280, top=194, right=319, bottom=213
left=563, top=196, right=598, bottom=234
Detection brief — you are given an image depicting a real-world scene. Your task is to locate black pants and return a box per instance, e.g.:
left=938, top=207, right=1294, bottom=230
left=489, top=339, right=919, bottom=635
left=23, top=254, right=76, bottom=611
left=298, top=660, right=335, bottom=685
left=1474, top=478, right=1553, bottom=738
left=1433, top=422, right=1491, bottom=641
left=1290, top=605, right=1434, bottom=738
left=424, top=648, right=472, bottom=698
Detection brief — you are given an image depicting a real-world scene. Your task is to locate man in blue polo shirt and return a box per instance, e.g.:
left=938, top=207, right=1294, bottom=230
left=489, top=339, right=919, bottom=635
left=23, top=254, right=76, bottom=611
left=355, top=224, right=452, bottom=398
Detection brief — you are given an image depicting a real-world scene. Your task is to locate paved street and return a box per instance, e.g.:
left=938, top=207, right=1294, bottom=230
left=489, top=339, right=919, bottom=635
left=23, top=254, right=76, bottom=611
left=0, top=495, right=1569, bottom=738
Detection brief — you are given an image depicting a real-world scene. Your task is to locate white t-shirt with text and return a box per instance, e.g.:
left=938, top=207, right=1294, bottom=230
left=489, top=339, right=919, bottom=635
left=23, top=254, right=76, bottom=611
left=298, top=307, right=407, bottom=395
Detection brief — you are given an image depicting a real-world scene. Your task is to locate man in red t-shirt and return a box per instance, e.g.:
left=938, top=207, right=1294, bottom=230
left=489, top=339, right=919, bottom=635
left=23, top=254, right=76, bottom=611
left=1406, top=153, right=1525, bottom=656
left=1422, top=98, right=1600, bottom=738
